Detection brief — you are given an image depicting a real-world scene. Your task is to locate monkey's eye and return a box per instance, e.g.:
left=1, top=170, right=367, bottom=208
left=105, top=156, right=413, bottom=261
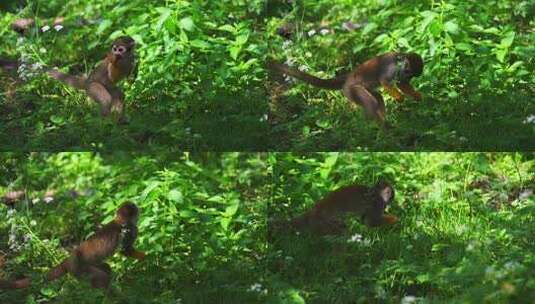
left=113, top=46, right=126, bottom=53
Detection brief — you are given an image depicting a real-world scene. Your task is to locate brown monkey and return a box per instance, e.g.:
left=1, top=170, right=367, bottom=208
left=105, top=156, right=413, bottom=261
left=48, top=36, right=136, bottom=121
left=286, top=180, right=397, bottom=236
left=267, top=52, right=423, bottom=127
left=45, top=202, right=145, bottom=289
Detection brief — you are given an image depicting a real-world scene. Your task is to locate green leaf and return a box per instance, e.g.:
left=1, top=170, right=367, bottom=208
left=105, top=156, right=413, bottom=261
left=180, top=17, right=195, bottom=31
left=218, top=24, right=235, bottom=32
left=444, top=21, right=460, bottom=35
left=500, top=32, right=515, bottom=48
left=96, top=20, right=113, bottom=35
left=155, top=7, right=171, bottom=31
left=167, top=189, right=183, bottom=203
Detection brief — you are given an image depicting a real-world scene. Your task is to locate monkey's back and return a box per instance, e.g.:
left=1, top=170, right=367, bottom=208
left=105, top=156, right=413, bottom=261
left=349, top=53, right=397, bottom=88
left=313, top=184, right=372, bottom=217
left=78, top=222, right=121, bottom=263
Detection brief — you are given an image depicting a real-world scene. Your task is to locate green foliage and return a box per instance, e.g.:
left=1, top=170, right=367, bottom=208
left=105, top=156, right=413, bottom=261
left=0, top=0, right=268, bottom=150
left=268, top=0, right=535, bottom=150
left=0, top=152, right=268, bottom=303
left=268, top=153, right=535, bottom=303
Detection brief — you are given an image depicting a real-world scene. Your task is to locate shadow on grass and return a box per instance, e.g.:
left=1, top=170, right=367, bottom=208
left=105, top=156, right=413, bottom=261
left=0, top=90, right=269, bottom=151
left=269, top=87, right=535, bottom=151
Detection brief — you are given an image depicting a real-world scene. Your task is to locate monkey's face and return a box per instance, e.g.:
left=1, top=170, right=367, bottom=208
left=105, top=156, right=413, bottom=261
left=117, top=202, right=139, bottom=225
left=374, top=181, right=394, bottom=209
left=111, top=36, right=136, bottom=59
left=400, top=53, right=423, bottom=80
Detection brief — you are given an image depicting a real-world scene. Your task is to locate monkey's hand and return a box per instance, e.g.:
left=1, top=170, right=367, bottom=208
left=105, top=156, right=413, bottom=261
left=381, top=83, right=404, bottom=102
left=124, top=250, right=146, bottom=260
left=398, top=82, right=422, bottom=101
left=381, top=214, right=398, bottom=225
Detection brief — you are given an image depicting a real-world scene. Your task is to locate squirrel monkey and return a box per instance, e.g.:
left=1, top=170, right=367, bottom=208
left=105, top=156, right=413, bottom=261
left=268, top=52, right=424, bottom=127
left=276, top=180, right=398, bottom=236
left=4, top=202, right=145, bottom=290
left=48, top=36, right=137, bottom=121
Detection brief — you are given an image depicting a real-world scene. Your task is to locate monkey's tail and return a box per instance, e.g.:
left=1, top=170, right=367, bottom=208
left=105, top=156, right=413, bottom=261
left=48, top=69, right=87, bottom=90
left=267, top=60, right=345, bottom=90
left=0, top=277, right=31, bottom=289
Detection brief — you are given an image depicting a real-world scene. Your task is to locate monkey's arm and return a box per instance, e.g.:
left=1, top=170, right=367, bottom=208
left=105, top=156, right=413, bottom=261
left=47, top=258, right=72, bottom=281
left=365, top=205, right=398, bottom=227
left=398, top=82, right=422, bottom=101
left=121, top=225, right=145, bottom=260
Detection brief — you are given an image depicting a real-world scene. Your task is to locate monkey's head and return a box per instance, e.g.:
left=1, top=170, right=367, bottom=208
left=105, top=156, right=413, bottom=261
left=373, top=180, right=395, bottom=209
left=400, top=53, right=423, bottom=80
left=116, top=202, right=139, bottom=225
left=111, top=36, right=136, bottom=59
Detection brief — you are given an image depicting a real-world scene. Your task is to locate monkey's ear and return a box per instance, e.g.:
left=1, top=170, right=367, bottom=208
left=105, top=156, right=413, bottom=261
left=378, top=184, right=394, bottom=203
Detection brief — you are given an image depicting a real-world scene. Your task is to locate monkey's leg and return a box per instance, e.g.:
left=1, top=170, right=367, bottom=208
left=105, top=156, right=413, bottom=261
left=47, top=259, right=71, bottom=281
left=380, top=81, right=404, bottom=102
left=86, top=82, right=113, bottom=117
left=88, top=263, right=112, bottom=289
left=398, top=82, right=422, bottom=101
left=343, top=84, right=386, bottom=126
left=109, top=87, right=127, bottom=123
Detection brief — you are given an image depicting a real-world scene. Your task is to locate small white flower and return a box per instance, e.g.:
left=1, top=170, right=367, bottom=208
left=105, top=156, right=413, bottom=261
left=298, top=65, right=309, bottom=72
left=307, top=29, right=316, bottom=37
left=523, top=114, right=535, bottom=124
left=320, top=28, right=330, bottom=35
left=401, top=295, right=419, bottom=304
left=282, top=40, right=293, bottom=49
left=30, top=220, right=37, bottom=226
left=39, top=47, right=47, bottom=53
left=284, top=58, right=295, bottom=67
left=347, top=233, right=363, bottom=243
left=41, top=25, right=50, bottom=32
left=44, top=196, right=54, bottom=203
left=249, top=283, right=263, bottom=292
left=54, top=24, right=63, bottom=31
left=260, top=114, right=268, bottom=122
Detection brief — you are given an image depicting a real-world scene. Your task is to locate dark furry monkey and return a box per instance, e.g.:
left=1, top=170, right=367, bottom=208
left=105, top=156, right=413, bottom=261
left=268, top=52, right=424, bottom=127
left=280, top=180, right=398, bottom=236
left=48, top=36, right=137, bottom=121
left=2, top=202, right=145, bottom=290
